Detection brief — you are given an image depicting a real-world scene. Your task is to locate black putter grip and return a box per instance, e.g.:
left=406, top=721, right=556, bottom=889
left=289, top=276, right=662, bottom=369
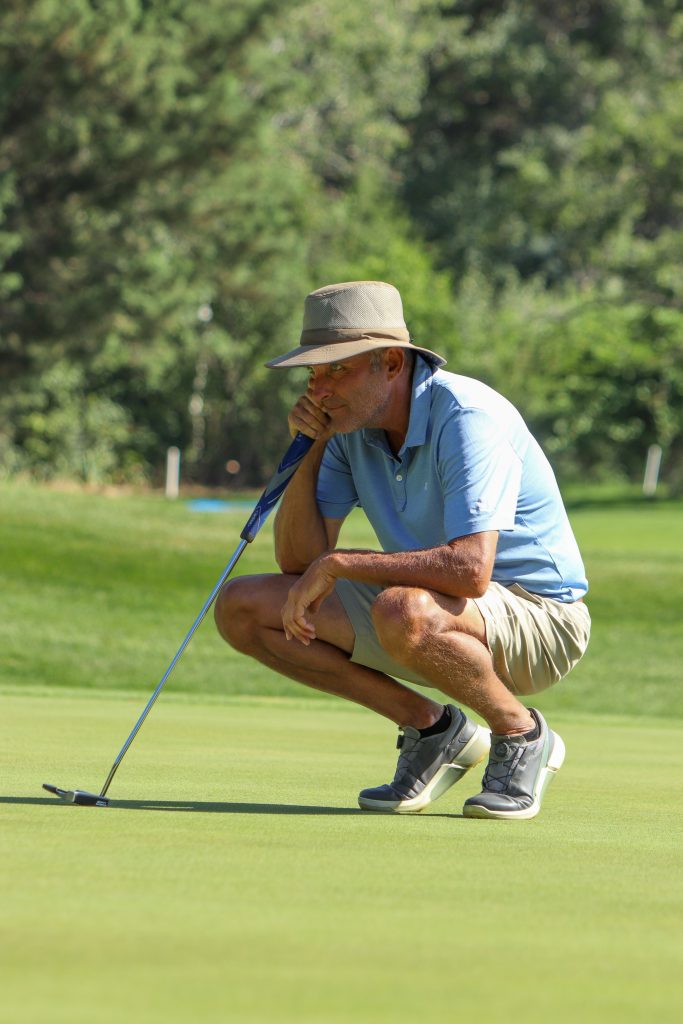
left=240, top=432, right=315, bottom=543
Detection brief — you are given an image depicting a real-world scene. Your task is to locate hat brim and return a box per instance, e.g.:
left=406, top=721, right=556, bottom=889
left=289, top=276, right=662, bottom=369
left=265, top=338, right=446, bottom=369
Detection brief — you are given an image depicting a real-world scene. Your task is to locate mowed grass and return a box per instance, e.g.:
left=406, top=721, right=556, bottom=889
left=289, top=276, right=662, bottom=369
left=1, top=480, right=682, bottom=1022
left=3, top=696, right=682, bottom=1024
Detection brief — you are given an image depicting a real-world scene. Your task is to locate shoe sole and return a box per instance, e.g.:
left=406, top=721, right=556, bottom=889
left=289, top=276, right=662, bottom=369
left=462, top=731, right=566, bottom=820
left=358, top=724, right=491, bottom=813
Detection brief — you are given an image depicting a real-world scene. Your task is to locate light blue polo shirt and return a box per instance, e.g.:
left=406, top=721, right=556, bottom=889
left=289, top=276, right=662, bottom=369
left=316, top=357, right=588, bottom=602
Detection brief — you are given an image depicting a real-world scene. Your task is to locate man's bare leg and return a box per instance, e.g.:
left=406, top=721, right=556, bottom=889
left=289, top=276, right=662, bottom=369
left=214, top=574, right=444, bottom=729
left=370, top=586, right=535, bottom=736
left=216, top=575, right=497, bottom=813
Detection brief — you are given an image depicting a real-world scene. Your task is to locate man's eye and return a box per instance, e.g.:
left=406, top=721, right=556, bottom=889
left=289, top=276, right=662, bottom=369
left=307, top=363, right=345, bottom=382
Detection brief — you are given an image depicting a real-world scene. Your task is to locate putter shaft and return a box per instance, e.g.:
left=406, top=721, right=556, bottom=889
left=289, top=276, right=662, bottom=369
left=98, top=539, right=248, bottom=798
left=94, top=431, right=314, bottom=800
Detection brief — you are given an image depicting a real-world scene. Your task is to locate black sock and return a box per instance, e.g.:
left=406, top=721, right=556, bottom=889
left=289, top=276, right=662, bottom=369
left=419, top=705, right=452, bottom=738
left=523, top=713, right=540, bottom=741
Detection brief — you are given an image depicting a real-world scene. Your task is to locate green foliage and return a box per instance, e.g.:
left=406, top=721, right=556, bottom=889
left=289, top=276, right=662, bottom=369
left=0, top=0, right=448, bottom=484
left=0, top=0, right=311, bottom=481
left=456, top=272, right=683, bottom=483
left=308, top=173, right=460, bottom=357
left=8, top=359, right=141, bottom=484
left=402, top=0, right=683, bottom=485
left=403, top=1, right=682, bottom=282
left=0, top=0, right=681, bottom=485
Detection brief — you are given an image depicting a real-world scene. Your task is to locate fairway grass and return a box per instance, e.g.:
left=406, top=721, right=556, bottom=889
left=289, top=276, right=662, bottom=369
left=2, top=693, right=681, bottom=1024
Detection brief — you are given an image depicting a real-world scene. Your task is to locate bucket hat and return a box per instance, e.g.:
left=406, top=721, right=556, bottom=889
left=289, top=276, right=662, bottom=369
left=265, top=281, right=446, bottom=368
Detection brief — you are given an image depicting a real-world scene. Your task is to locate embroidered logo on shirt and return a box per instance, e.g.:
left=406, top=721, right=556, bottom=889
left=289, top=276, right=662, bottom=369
left=470, top=498, right=494, bottom=514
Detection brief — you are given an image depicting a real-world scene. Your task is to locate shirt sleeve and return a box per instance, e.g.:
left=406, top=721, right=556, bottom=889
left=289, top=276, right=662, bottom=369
left=315, top=436, right=359, bottom=521
left=437, top=406, right=522, bottom=540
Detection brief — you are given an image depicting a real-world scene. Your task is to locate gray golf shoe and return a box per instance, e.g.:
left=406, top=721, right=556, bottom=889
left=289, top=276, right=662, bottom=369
left=358, top=706, right=490, bottom=812
left=463, top=708, right=565, bottom=820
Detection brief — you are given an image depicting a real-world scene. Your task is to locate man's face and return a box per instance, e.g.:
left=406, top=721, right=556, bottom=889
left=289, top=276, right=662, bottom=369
left=306, top=351, right=392, bottom=434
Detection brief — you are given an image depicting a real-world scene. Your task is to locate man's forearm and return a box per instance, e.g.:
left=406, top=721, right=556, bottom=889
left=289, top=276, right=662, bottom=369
left=321, top=541, right=494, bottom=599
left=274, top=438, right=331, bottom=573
left=280, top=531, right=497, bottom=646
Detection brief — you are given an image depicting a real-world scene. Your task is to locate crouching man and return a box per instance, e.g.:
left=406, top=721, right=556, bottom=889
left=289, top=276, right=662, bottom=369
left=215, top=281, right=590, bottom=819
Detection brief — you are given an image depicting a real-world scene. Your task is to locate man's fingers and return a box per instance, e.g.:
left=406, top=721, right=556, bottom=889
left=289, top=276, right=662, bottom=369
left=288, top=395, right=332, bottom=440
left=282, top=602, right=316, bottom=645
left=293, top=615, right=316, bottom=642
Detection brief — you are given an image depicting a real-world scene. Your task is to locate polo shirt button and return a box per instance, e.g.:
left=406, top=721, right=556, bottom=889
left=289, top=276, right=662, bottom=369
left=396, top=474, right=403, bottom=481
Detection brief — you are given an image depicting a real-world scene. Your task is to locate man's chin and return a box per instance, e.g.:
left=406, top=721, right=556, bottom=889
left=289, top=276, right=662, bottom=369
left=326, top=407, right=379, bottom=434
left=335, top=418, right=363, bottom=434
left=326, top=410, right=354, bottom=433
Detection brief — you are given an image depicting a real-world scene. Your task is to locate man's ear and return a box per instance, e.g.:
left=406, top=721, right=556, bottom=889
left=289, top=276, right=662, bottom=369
left=384, top=347, right=406, bottom=379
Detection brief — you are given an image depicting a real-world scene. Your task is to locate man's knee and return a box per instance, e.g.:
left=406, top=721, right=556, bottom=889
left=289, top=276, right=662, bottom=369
left=369, top=587, right=436, bottom=655
left=371, top=586, right=471, bottom=662
left=214, top=576, right=265, bottom=651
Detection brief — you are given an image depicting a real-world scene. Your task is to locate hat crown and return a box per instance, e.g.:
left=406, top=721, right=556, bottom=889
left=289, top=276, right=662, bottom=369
left=302, top=281, right=406, bottom=334
left=264, top=279, right=446, bottom=369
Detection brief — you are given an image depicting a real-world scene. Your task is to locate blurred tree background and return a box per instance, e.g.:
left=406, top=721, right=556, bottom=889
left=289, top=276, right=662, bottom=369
left=0, top=0, right=681, bottom=489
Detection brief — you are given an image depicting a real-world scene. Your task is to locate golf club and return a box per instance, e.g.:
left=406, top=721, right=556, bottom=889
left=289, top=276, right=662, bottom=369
left=42, top=783, right=110, bottom=807
left=43, top=430, right=314, bottom=807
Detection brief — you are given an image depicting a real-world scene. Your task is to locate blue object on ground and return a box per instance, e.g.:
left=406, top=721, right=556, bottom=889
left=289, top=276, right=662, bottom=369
left=187, top=499, right=254, bottom=513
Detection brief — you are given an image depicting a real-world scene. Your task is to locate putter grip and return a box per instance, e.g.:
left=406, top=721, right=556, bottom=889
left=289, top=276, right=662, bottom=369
left=240, top=432, right=315, bottom=543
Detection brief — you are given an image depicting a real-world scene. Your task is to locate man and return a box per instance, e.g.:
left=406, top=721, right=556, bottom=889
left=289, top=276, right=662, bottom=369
left=215, top=281, right=590, bottom=819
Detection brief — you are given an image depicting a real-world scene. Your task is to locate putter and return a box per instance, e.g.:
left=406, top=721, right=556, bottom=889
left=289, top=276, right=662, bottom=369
left=42, top=783, right=109, bottom=807
left=43, top=431, right=314, bottom=808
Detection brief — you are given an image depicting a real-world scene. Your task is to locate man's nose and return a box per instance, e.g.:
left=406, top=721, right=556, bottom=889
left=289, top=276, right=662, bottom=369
left=308, top=372, right=333, bottom=402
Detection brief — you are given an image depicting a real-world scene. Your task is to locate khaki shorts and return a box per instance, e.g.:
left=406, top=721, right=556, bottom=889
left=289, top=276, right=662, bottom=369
left=335, top=579, right=591, bottom=696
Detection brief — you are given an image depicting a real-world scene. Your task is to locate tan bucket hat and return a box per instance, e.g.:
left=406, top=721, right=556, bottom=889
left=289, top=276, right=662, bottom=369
left=265, top=281, right=446, bottom=368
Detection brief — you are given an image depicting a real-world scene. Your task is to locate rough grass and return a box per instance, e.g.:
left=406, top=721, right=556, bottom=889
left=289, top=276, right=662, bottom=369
left=1, top=480, right=681, bottom=717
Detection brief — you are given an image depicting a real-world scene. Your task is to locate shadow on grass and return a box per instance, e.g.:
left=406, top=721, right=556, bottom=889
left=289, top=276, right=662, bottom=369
left=1, top=795, right=461, bottom=817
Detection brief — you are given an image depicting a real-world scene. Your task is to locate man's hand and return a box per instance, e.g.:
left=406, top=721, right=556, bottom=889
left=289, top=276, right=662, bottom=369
left=281, top=554, right=338, bottom=644
left=288, top=393, right=333, bottom=441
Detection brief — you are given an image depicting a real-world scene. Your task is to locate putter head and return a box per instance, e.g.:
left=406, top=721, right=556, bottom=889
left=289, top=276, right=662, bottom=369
left=43, top=783, right=109, bottom=807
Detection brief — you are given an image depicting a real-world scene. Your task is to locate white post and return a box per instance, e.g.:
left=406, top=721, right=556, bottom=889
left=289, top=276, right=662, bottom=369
left=165, top=446, right=181, bottom=499
left=643, top=444, right=662, bottom=496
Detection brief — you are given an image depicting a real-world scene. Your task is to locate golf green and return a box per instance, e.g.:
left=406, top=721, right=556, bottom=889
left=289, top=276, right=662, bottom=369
left=2, top=692, right=681, bottom=1023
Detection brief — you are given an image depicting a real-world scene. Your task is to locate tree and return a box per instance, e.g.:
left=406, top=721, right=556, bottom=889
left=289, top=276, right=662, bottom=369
left=401, top=0, right=683, bottom=485
left=0, top=0, right=450, bottom=484
left=2, top=1, right=680, bottom=488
